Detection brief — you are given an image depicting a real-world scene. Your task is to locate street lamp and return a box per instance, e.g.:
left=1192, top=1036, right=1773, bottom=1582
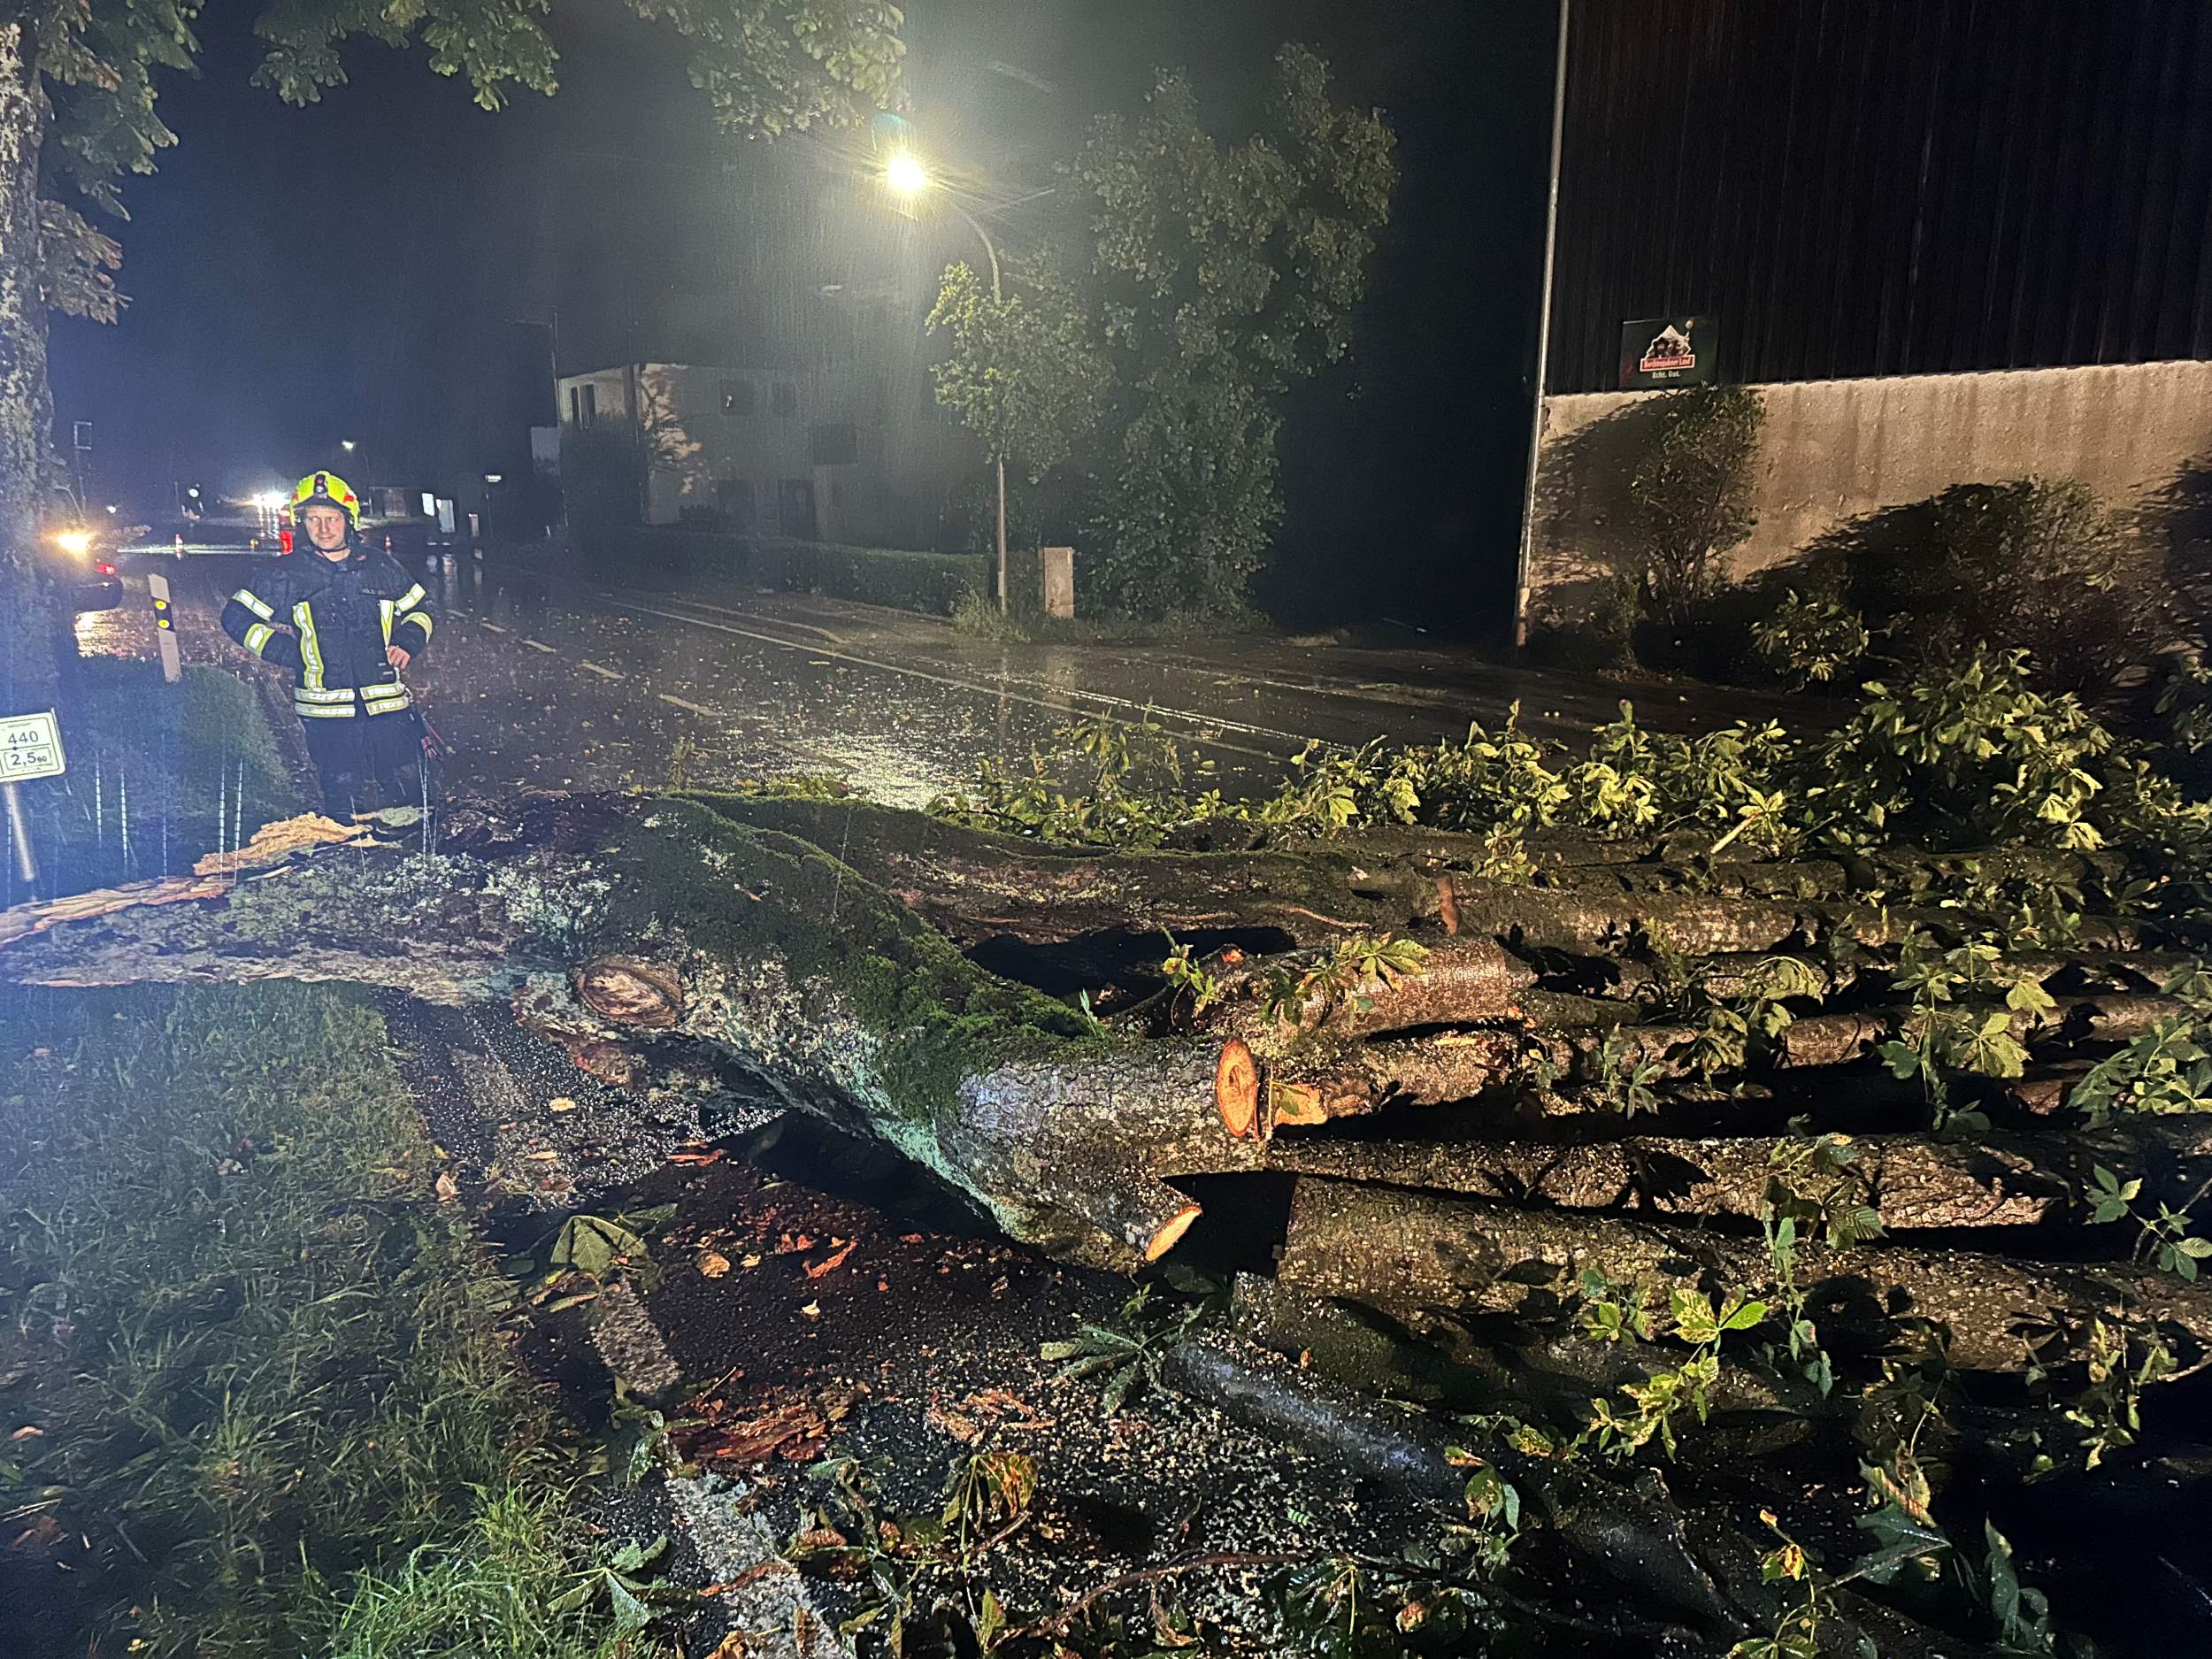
left=341, top=439, right=357, bottom=454
left=884, top=152, right=1009, bottom=615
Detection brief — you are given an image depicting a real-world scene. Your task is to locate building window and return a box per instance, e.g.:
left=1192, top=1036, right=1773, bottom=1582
left=721, top=379, right=755, bottom=417
left=567, top=386, right=580, bottom=426
left=810, top=422, right=858, bottom=466
left=772, top=382, right=799, bottom=419
left=570, top=383, right=597, bottom=428
left=716, top=478, right=756, bottom=526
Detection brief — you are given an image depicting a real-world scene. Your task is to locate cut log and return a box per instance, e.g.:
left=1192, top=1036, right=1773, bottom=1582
left=1214, top=1038, right=1261, bottom=1138
left=1202, top=936, right=1536, bottom=1048
left=1275, top=1177, right=2212, bottom=1375
left=1255, top=1030, right=1532, bottom=1125
left=1247, top=1123, right=2212, bottom=1229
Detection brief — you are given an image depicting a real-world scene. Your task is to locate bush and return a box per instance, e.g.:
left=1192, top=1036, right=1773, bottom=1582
left=751, top=535, right=988, bottom=616
left=571, top=524, right=747, bottom=581
left=1624, top=385, right=1764, bottom=624
left=1808, top=477, right=2170, bottom=703
left=1752, top=589, right=1870, bottom=687
left=569, top=526, right=988, bottom=616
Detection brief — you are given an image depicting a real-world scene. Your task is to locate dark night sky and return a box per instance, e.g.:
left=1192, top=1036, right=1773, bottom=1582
left=48, top=1, right=1551, bottom=630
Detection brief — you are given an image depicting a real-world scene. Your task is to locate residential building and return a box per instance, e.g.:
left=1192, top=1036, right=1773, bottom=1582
left=556, top=354, right=976, bottom=546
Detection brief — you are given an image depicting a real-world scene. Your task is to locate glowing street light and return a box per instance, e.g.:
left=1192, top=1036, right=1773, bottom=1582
left=341, top=439, right=357, bottom=453
left=879, top=150, right=1009, bottom=613
left=884, top=150, right=931, bottom=198
left=54, top=529, right=92, bottom=557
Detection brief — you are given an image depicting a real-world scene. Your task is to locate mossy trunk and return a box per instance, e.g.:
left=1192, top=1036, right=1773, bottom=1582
left=0, top=20, right=58, bottom=717
left=1274, top=1176, right=2212, bottom=1376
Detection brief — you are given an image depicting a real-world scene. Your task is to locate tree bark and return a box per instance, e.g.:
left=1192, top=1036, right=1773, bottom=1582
left=0, top=19, right=59, bottom=716
left=1274, top=1177, right=2212, bottom=1376
left=1245, top=1122, right=2212, bottom=1228
left=6, top=794, right=2206, bottom=1350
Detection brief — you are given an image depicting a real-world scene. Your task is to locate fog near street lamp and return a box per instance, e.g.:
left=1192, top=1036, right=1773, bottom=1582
left=884, top=151, right=930, bottom=197
left=874, top=146, right=1009, bottom=612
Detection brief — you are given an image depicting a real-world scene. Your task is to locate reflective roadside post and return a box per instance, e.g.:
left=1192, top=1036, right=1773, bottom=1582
left=148, top=572, right=182, bottom=683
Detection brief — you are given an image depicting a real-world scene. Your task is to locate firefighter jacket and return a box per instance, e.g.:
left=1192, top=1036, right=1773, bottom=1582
left=220, top=546, right=434, bottom=720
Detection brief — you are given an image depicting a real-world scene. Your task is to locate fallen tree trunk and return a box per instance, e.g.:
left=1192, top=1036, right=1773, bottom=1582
left=1248, top=1121, right=2212, bottom=1228
left=5, top=793, right=2205, bottom=1365
left=1274, top=1177, right=2212, bottom=1375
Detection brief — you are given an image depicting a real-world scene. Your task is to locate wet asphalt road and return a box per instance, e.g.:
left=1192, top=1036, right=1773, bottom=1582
left=140, top=547, right=1785, bottom=808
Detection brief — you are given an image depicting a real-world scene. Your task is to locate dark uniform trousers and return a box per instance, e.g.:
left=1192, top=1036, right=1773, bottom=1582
left=220, top=545, right=435, bottom=814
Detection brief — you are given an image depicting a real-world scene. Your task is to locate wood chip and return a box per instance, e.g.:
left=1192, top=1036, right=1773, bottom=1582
left=698, top=1251, right=733, bottom=1279
left=803, top=1239, right=858, bottom=1278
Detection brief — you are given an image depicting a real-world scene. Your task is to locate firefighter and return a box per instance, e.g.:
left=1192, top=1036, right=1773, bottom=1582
left=221, top=471, right=434, bottom=813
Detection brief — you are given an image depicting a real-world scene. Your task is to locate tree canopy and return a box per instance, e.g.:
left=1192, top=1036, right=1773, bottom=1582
left=927, top=44, right=1396, bottom=619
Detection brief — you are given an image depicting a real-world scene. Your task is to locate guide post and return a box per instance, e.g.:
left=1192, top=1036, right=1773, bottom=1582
left=148, top=571, right=183, bottom=683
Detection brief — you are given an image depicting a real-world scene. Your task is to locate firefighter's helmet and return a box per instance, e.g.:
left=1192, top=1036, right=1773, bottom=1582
left=288, top=471, right=363, bottom=529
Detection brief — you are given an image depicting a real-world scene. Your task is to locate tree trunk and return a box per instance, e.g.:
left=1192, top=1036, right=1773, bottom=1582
left=0, top=20, right=58, bottom=718
left=4, top=794, right=2203, bottom=1348
left=1247, top=1122, right=2212, bottom=1229
left=1274, top=1176, right=2212, bottom=1376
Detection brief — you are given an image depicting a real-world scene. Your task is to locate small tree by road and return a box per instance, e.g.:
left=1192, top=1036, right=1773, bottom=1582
left=927, top=45, right=1396, bottom=620
left=1624, top=383, right=1764, bottom=624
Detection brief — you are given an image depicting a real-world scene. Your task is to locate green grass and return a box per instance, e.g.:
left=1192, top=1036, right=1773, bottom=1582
left=0, top=982, right=640, bottom=1658
left=315, top=1486, right=642, bottom=1659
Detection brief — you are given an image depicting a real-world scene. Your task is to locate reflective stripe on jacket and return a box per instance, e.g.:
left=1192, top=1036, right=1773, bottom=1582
left=220, top=548, right=434, bottom=719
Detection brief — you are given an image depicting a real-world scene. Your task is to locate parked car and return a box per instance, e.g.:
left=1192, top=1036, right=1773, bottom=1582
left=46, top=527, right=124, bottom=612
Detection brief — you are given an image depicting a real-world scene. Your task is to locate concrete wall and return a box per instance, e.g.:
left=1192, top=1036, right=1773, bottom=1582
left=1527, top=358, right=2212, bottom=618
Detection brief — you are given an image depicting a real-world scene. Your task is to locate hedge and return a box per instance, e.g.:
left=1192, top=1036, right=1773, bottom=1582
left=569, top=526, right=987, bottom=617
left=749, top=535, right=987, bottom=616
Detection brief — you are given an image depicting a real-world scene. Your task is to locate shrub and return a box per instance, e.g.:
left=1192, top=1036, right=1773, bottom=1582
left=1832, top=478, right=2170, bottom=701
left=1624, top=385, right=1764, bottom=624
left=569, top=526, right=988, bottom=616
left=1752, top=589, right=1870, bottom=687
left=752, top=535, right=987, bottom=615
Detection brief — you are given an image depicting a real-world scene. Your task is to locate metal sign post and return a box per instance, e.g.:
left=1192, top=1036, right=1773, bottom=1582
left=1, top=710, right=68, bottom=892
left=148, top=571, right=183, bottom=683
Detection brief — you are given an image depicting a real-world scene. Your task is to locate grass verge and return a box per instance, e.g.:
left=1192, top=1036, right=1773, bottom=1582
left=0, top=983, right=649, bottom=1658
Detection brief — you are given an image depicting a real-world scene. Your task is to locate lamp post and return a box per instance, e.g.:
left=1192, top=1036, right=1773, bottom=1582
left=884, top=153, right=1009, bottom=614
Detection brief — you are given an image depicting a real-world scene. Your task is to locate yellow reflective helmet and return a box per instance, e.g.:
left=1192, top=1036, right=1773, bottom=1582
left=288, top=471, right=364, bottom=528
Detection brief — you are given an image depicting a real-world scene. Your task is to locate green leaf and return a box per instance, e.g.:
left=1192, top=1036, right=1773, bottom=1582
left=609, top=1534, right=667, bottom=1574
left=605, top=1573, right=653, bottom=1638
left=1100, top=1359, right=1141, bottom=1417
left=1720, top=1299, right=1770, bottom=1333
